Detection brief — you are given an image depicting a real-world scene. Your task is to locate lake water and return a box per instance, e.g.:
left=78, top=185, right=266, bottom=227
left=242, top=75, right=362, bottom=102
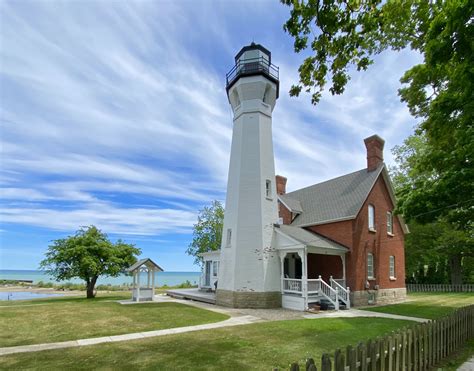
left=0, top=291, right=65, bottom=301
left=0, top=270, right=201, bottom=287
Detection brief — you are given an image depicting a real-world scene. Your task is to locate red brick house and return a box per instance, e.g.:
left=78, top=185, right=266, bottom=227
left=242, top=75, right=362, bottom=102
left=276, top=135, right=408, bottom=307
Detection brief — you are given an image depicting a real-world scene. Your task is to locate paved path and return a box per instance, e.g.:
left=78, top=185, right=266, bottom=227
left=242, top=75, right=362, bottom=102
left=0, top=295, right=429, bottom=356
left=458, top=355, right=474, bottom=371
left=0, top=315, right=261, bottom=356
left=303, top=308, right=429, bottom=323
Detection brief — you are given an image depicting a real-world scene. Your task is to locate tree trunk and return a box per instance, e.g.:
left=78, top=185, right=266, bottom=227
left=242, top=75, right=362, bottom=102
left=449, top=253, right=463, bottom=285
left=86, top=276, right=98, bottom=298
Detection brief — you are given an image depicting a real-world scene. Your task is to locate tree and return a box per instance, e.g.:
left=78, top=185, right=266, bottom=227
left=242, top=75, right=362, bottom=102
left=283, top=0, right=473, bottom=281
left=391, top=134, right=474, bottom=284
left=186, top=200, right=224, bottom=265
left=40, top=226, right=140, bottom=298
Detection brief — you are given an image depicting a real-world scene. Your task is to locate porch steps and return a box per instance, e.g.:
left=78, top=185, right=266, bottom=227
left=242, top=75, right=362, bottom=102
left=315, top=298, right=348, bottom=311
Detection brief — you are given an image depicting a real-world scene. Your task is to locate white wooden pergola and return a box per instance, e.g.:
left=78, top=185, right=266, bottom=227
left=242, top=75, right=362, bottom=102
left=126, top=258, right=163, bottom=302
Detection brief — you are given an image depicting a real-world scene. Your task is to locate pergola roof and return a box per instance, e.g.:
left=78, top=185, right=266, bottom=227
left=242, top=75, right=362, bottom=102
left=126, top=258, right=163, bottom=273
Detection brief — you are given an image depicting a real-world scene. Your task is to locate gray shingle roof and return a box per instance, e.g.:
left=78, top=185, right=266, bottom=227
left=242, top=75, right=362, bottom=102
left=277, top=225, right=348, bottom=251
left=126, top=258, right=163, bottom=272
left=285, top=164, right=384, bottom=227
left=279, top=194, right=303, bottom=213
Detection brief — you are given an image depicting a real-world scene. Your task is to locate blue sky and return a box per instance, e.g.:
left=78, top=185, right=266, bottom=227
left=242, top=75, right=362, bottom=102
left=0, top=1, right=421, bottom=271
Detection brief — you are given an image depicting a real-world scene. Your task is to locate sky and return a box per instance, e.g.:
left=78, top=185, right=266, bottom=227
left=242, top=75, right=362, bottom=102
left=0, top=0, right=422, bottom=272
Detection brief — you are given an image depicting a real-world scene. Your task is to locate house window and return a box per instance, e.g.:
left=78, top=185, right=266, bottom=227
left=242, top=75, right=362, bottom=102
left=389, top=256, right=395, bottom=278
left=367, top=253, right=374, bottom=279
left=368, top=204, right=375, bottom=231
left=387, top=211, right=393, bottom=234
left=212, top=261, right=219, bottom=277
left=226, top=228, right=232, bottom=247
left=265, top=179, right=272, bottom=198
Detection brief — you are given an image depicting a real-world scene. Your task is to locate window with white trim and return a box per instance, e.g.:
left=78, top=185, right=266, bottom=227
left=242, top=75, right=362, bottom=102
left=265, top=179, right=272, bottom=198
left=213, top=261, right=219, bottom=277
left=389, top=256, right=395, bottom=278
left=367, top=253, right=374, bottom=279
left=368, top=204, right=375, bottom=231
left=226, top=228, right=232, bottom=247
left=387, top=211, right=393, bottom=234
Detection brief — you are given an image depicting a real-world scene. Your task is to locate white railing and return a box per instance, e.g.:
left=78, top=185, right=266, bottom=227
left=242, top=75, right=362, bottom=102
left=318, top=276, right=339, bottom=310
left=330, top=276, right=351, bottom=309
left=283, top=278, right=302, bottom=293
left=307, top=279, right=321, bottom=295
left=282, top=276, right=350, bottom=311
left=333, top=278, right=346, bottom=288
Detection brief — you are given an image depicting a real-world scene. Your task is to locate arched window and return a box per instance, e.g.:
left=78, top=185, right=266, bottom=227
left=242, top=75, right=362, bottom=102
left=367, top=253, right=374, bottom=279
left=368, top=204, right=375, bottom=231
left=389, top=256, right=396, bottom=278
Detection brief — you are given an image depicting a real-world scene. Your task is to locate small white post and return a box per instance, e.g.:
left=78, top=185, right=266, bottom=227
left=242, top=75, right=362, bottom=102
left=147, top=269, right=151, bottom=288
left=152, top=269, right=155, bottom=297
left=136, top=269, right=140, bottom=302
left=335, top=287, right=339, bottom=311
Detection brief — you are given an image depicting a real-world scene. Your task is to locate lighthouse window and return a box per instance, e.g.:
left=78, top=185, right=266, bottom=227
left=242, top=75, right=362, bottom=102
left=226, top=228, right=232, bottom=247
left=265, top=179, right=272, bottom=198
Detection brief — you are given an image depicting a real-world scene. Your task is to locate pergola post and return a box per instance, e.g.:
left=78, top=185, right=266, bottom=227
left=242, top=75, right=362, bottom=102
left=152, top=268, right=155, bottom=296
left=147, top=269, right=151, bottom=288
left=136, top=269, right=140, bottom=302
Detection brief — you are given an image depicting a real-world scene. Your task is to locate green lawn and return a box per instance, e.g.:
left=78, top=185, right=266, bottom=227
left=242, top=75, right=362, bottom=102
left=0, top=317, right=413, bottom=370
left=362, top=292, right=474, bottom=319
left=0, top=293, right=228, bottom=347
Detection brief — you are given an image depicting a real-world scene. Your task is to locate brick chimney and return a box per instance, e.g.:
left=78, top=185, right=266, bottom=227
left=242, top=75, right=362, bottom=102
left=364, top=135, right=385, bottom=171
left=275, top=175, right=287, bottom=195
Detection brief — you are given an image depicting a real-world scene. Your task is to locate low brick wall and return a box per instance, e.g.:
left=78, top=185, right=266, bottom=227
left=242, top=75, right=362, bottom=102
left=352, top=287, right=406, bottom=307
left=216, top=289, right=281, bottom=308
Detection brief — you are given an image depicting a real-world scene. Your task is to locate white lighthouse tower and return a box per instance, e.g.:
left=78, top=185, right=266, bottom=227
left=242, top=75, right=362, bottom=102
left=216, top=43, right=281, bottom=308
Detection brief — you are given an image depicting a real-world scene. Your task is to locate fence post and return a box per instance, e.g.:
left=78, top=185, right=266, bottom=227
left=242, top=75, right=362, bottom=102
left=334, top=348, right=345, bottom=371
left=321, top=353, right=331, bottom=371
left=358, top=342, right=367, bottom=371
left=370, top=340, right=378, bottom=371
left=305, top=358, right=316, bottom=371
left=394, top=332, right=400, bottom=371
left=346, top=345, right=356, bottom=371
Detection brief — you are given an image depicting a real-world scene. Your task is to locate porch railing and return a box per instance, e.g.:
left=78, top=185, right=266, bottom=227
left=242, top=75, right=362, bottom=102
left=330, top=276, right=351, bottom=309
left=282, top=276, right=351, bottom=310
left=283, top=278, right=302, bottom=293
left=307, top=279, right=321, bottom=295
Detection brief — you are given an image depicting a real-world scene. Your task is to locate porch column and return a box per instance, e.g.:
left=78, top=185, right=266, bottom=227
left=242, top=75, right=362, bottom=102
left=279, top=252, right=286, bottom=294
left=340, top=255, right=346, bottom=284
left=297, top=250, right=307, bottom=309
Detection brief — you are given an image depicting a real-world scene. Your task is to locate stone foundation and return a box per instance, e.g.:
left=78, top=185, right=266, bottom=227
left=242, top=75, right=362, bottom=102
left=351, top=288, right=406, bottom=307
left=216, top=289, right=281, bottom=308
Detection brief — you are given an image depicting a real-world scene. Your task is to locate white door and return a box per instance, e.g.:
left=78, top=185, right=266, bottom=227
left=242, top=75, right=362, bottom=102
left=205, top=261, right=212, bottom=286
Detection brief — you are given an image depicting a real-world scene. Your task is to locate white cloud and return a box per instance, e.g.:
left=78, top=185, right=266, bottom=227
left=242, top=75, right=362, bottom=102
left=0, top=1, right=421, bottom=242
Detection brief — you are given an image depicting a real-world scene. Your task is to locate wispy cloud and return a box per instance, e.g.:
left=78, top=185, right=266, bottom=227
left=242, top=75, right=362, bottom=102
left=0, top=1, right=419, bottom=269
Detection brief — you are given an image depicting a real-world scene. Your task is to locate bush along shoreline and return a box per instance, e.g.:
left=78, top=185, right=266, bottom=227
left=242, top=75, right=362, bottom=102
left=0, top=279, right=197, bottom=291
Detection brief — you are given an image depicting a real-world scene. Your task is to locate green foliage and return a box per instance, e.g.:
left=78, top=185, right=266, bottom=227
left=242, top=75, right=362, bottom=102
left=39, top=226, right=140, bottom=298
left=186, top=200, right=224, bottom=265
left=283, top=0, right=473, bottom=234
left=391, top=135, right=474, bottom=284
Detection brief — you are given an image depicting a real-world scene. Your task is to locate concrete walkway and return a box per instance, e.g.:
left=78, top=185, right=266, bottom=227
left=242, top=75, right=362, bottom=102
left=458, top=355, right=474, bottom=371
left=0, top=315, right=261, bottom=356
left=303, top=308, right=429, bottom=323
left=0, top=294, right=429, bottom=356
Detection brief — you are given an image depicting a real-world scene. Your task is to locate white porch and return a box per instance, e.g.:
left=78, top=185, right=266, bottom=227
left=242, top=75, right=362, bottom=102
left=198, top=251, right=220, bottom=291
left=276, top=225, right=351, bottom=311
